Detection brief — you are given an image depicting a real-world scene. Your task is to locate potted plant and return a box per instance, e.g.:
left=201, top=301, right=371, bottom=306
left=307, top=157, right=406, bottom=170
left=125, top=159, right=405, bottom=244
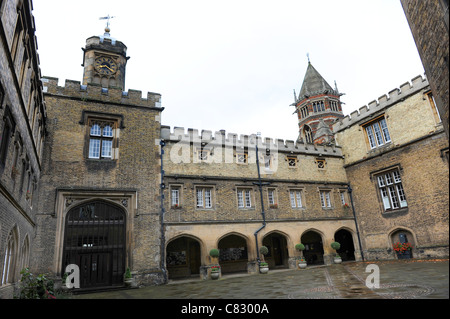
left=295, top=243, right=307, bottom=269
left=124, top=267, right=133, bottom=287
left=210, top=265, right=221, bottom=280
left=393, top=242, right=413, bottom=259
left=331, top=242, right=342, bottom=264
left=259, top=246, right=269, bottom=274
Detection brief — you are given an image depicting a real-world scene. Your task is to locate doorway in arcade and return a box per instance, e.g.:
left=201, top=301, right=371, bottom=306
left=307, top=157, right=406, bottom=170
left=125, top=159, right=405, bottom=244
left=301, top=230, right=325, bottom=265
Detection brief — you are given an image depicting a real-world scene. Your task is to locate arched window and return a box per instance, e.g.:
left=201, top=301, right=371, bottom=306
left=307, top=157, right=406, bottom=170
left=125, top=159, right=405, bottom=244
left=20, top=236, right=30, bottom=272
left=1, top=228, right=18, bottom=285
left=304, top=125, right=313, bottom=144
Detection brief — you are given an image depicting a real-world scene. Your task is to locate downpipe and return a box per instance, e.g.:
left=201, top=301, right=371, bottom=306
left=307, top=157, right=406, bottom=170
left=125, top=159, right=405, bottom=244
left=159, top=139, right=168, bottom=283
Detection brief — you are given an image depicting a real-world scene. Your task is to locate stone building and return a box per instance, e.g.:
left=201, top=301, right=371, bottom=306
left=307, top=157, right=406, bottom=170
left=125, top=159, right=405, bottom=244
left=400, top=0, right=449, bottom=139
left=34, top=28, right=165, bottom=290
left=0, top=0, right=448, bottom=296
left=334, top=75, right=449, bottom=260
left=160, top=126, right=358, bottom=279
left=0, top=0, right=47, bottom=299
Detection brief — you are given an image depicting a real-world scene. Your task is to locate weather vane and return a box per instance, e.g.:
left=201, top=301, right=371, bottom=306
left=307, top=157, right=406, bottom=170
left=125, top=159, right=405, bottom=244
left=99, top=14, right=115, bottom=31
left=307, top=52, right=310, bottom=63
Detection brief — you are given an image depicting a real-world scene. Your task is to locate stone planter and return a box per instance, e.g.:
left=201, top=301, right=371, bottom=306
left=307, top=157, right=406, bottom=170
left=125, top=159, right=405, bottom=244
left=334, top=257, right=342, bottom=264
left=298, top=261, right=307, bottom=269
left=259, top=265, right=269, bottom=274
left=211, top=272, right=220, bottom=280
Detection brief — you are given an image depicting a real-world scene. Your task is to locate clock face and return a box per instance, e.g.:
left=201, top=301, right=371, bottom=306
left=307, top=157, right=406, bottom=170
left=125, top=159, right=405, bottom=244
left=95, top=57, right=117, bottom=75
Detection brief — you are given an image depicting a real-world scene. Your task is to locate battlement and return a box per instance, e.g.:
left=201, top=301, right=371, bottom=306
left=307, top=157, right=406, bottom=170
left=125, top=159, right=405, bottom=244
left=161, top=126, right=342, bottom=157
left=333, top=74, right=429, bottom=132
left=41, top=77, right=162, bottom=109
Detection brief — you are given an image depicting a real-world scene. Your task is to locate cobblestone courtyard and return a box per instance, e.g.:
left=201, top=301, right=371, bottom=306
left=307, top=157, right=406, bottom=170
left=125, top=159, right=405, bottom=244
left=75, top=259, right=448, bottom=299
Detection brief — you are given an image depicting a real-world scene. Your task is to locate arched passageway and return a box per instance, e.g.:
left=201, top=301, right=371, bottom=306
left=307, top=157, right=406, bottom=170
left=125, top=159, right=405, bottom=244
left=166, top=236, right=201, bottom=279
left=334, top=229, right=355, bottom=261
left=262, top=232, right=289, bottom=268
left=301, top=231, right=324, bottom=265
left=62, top=200, right=126, bottom=289
left=218, top=234, right=248, bottom=274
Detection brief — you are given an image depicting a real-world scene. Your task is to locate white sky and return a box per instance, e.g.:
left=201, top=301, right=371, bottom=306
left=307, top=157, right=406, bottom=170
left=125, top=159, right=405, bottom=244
left=32, top=0, right=424, bottom=141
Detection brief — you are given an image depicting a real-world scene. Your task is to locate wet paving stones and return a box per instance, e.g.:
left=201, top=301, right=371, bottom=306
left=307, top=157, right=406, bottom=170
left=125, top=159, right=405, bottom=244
left=75, top=259, right=448, bottom=300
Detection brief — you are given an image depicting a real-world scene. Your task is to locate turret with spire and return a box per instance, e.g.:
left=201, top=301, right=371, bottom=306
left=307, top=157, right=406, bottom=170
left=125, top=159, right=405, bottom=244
left=292, top=61, right=344, bottom=145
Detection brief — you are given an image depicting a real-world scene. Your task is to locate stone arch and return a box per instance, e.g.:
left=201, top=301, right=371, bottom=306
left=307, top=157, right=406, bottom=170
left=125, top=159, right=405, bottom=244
left=300, top=229, right=325, bottom=265
left=388, top=227, right=416, bottom=259
left=334, top=228, right=356, bottom=261
left=1, top=225, right=19, bottom=285
left=303, top=125, right=313, bottom=144
left=217, top=233, right=249, bottom=274
left=62, top=200, right=127, bottom=289
left=166, top=235, right=203, bottom=280
left=20, top=234, right=30, bottom=271
left=262, top=230, right=290, bottom=268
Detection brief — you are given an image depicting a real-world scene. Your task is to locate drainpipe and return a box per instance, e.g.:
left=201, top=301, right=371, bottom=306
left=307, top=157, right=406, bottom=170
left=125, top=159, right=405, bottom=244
left=159, top=139, right=168, bottom=283
left=253, top=133, right=268, bottom=263
left=347, top=184, right=365, bottom=261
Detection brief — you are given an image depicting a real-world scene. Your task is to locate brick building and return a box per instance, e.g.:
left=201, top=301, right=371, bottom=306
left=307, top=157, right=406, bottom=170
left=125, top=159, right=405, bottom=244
left=0, top=0, right=448, bottom=296
left=0, top=0, right=47, bottom=298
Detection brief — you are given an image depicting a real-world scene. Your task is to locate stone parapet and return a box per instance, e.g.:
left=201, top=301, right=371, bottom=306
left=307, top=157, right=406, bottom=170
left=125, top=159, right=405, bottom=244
left=334, top=75, right=429, bottom=132
left=41, top=77, right=162, bottom=109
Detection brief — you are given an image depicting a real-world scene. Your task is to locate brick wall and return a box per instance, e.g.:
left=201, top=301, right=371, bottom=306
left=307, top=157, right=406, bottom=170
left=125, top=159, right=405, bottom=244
left=401, top=0, right=450, bottom=139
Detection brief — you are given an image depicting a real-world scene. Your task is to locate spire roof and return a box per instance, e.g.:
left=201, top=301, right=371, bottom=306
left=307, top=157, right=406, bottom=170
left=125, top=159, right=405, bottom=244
left=297, top=62, right=339, bottom=101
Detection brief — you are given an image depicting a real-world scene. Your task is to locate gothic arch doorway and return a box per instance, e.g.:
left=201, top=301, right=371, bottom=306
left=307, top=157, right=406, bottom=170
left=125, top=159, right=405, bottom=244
left=62, top=200, right=126, bottom=289
left=166, top=236, right=201, bottom=279
left=262, top=232, right=289, bottom=268
left=334, top=229, right=355, bottom=261
left=301, top=230, right=324, bottom=265
left=218, top=234, right=248, bottom=274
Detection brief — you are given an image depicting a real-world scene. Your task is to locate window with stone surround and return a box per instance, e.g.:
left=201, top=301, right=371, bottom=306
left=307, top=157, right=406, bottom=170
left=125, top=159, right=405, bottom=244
left=319, top=189, right=332, bottom=208
left=268, top=188, right=277, bottom=208
left=363, top=115, right=391, bottom=149
left=375, top=169, right=407, bottom=211
left=290, top=189, right=304, bottom=208
left=83, top=114, right=121, bottom=160
left=170, top=185, right=182, bottom=208
left=237, top=188, right=252, bottom=209
left=196, top=186, right=213, bottom=209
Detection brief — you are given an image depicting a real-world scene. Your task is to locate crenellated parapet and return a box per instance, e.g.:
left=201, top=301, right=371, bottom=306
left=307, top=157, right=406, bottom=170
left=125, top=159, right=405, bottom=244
left=41, top=77, right=162, bottom=109
left=161, top=126, right=342, bottom=157
left=333, top=74, right=429, bottom=132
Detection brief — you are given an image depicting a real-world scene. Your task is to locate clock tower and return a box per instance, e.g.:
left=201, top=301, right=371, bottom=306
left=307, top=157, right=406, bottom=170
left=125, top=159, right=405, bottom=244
left=81, top=26, right=129, bottom=90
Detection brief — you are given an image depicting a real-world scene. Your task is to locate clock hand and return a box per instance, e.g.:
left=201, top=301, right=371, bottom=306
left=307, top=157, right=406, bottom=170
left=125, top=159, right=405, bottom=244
left=105, top=65, right=114, bottom=72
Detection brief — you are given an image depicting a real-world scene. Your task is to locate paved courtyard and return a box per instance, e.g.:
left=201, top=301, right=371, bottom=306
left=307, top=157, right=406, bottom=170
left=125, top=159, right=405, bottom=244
left=75, top=259, right=448, bottom=300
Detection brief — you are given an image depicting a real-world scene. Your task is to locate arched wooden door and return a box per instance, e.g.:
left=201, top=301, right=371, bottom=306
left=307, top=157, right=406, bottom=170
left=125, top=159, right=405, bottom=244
left=62, top=201, right=126, bottom=289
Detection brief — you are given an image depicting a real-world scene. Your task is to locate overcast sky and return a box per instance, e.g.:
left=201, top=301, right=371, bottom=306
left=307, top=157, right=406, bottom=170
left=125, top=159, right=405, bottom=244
left=32, top=0, right=425, bottom=141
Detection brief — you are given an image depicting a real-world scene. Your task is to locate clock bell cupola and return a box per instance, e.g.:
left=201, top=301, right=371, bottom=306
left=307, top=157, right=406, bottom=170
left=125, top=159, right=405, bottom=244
left=81, top=24, right=129, bottom=90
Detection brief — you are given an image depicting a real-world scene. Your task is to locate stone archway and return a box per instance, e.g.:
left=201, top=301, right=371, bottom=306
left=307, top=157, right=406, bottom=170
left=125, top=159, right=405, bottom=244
left=334, top=229, right=355, bottom=261
left=218, top=234, right=248, bottom=274
left=62, top=200, right=126, bottom=289
left=262, top=232, right=289, bottom=268
left=166, top=236, right=202, bottom=279
left=301, top=230, right=324, bottom=265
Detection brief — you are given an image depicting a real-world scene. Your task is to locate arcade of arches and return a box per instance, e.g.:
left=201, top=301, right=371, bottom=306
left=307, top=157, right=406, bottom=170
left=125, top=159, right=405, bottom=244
left=165, top=226, right=359, bottom=280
